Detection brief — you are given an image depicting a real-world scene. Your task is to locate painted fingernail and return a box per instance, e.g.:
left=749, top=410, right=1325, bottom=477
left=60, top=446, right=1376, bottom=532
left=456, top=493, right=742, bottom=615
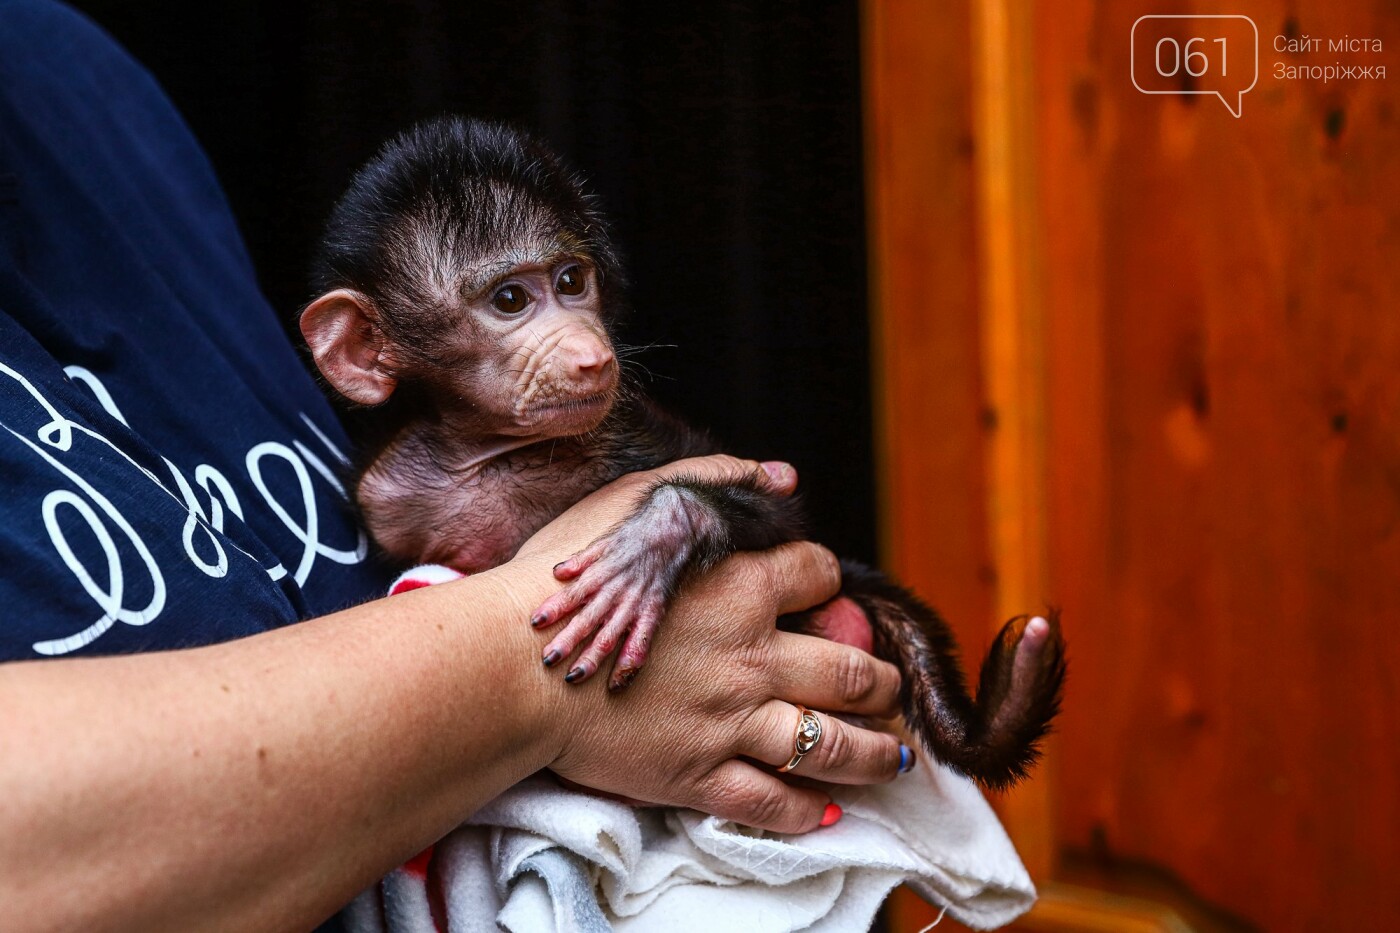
left=819, top=803, right=843, bottom=827
left=564, top=666, right=587, bottom=683
left=530, top=612, right=549, bottom=628
left=542, top=649, right=562, bottom=667
left=760, top=461, right=793, bottom=484
left=898, top=744, right=917, bottom=774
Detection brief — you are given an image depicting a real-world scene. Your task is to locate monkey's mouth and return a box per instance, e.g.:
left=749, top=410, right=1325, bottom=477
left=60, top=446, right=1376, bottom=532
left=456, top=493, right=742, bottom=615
left=523, top=390, right=617, bottom=435
left=532, top=392, right=611, bottom=416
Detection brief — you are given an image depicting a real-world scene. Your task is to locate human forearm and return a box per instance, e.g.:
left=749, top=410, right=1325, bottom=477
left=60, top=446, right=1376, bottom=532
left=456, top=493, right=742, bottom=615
left=0, top=561, right=556, bottom=933
left=0, top=456, right=912, bottom=933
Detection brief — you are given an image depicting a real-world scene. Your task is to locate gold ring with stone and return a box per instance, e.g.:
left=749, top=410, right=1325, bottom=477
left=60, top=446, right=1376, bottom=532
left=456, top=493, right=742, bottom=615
left=778, top=706, right=823, bottom=773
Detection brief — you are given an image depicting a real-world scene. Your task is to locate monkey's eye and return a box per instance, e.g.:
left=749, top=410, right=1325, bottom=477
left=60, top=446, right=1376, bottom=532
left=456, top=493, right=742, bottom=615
left=492, top=285, right=530, bottom=314
left=556, top=266, right=586, bottom=296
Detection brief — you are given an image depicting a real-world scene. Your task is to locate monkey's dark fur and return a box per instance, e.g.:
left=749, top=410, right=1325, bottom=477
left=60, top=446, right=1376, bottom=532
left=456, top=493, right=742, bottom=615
left=315, top=121, right=628, bottom=347
left=307, top=117, right=1066, bottom=790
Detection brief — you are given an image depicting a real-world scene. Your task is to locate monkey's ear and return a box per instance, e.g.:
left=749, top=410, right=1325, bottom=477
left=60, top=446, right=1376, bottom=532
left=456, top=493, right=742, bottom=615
left=300, top=289, right=398, bottom=405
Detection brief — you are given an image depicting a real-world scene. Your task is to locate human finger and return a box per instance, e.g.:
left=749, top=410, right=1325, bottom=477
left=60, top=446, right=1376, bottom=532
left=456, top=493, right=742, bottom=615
left=768, top=630, right=902, bottom=718
left=688, top=759, right=839, bottom=834
left=715, top=542, right=841, bottom=620
left=644, top=454, right=798, bottom=496
left=741, top=701, right=909, bottom=785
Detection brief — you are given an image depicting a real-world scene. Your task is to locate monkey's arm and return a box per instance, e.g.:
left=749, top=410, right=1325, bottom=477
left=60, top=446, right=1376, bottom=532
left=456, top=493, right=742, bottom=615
left=532, top=468, right=805, bottom=690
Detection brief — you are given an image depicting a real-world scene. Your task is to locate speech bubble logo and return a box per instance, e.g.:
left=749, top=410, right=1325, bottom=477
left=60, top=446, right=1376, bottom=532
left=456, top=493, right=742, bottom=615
left=1131, top=15, right=1258, bottom=118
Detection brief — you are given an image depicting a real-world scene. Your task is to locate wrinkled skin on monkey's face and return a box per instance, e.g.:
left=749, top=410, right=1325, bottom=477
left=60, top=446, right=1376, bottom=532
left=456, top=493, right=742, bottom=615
left=446, top=258, right=619, bottom=441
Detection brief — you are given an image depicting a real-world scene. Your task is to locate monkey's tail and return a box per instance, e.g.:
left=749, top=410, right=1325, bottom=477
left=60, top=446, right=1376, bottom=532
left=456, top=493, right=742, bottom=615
left=839, top=560, right=1067, bottom=792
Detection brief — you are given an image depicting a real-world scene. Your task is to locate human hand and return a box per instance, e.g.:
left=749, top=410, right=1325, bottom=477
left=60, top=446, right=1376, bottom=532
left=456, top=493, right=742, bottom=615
left=507, top=457, right=909, bottom=833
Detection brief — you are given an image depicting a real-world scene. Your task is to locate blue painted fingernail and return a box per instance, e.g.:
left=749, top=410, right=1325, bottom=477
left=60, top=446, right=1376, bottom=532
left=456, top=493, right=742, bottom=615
left=564, top=666, right=586, bottom=683
left=898, top=744, right=917, bottom=774
left=530, top=612, right=548, bottom=627
left=542, top=650, right=561, bottom=667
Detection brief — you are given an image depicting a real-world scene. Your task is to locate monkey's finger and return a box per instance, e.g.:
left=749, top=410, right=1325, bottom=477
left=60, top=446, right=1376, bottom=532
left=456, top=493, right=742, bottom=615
left=530, top=572, right=604, bottom=629
left=741, top=701, right=907, bottom=786
left=542, top=583, right=627, bottom=675
left=769, top=631, right=902, bottom=719
left=569, top=600, right=641, bottom=686
left=688, top=759, right=838, bottom=835
left=609, top=608, right=662, bottom=691
left=553, top=539, right=607, bottom=581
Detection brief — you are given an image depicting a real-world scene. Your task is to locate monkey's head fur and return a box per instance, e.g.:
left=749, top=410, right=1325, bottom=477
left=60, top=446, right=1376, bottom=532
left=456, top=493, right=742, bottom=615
left=302, top=116, right=624, bottom=441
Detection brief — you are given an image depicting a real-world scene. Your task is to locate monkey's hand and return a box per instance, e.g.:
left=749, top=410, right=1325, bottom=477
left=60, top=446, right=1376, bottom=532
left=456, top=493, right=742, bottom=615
left=529, top=484, right=706, bottom=692
left=529, top=461, right=802, bottom=691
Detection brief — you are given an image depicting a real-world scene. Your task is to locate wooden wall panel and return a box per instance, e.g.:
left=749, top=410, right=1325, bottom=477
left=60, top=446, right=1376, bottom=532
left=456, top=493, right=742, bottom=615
left=868, top=0, right=1400, bottom=929
left=1037, top=1, right=1400, bottom=928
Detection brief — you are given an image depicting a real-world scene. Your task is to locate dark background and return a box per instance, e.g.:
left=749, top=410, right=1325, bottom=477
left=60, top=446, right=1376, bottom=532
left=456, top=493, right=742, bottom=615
left=70, top=0, right=877, bottom=561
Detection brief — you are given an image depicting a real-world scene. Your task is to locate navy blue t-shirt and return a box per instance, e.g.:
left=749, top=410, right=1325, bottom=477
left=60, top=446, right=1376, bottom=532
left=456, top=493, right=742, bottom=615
left=0, top=3, right=393, bottom=659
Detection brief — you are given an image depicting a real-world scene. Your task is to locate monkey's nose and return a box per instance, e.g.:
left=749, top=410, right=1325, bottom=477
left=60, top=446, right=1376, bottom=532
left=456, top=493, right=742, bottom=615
left=574, top=346, right=614, bottom=373
left=563, top=339, right=616, bottom=389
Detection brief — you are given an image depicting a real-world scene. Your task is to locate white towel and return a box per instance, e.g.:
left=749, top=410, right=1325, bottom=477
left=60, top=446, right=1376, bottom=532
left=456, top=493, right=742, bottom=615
left=347, top=764, right=1034, bottom=932
left=344, top=566, right=1037, bottom=932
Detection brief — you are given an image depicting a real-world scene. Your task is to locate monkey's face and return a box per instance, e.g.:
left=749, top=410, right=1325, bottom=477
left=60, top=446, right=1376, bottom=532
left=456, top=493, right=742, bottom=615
left=450, top=256, right=619, bottom=440
left=302, top=251, right=618, bottom=443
